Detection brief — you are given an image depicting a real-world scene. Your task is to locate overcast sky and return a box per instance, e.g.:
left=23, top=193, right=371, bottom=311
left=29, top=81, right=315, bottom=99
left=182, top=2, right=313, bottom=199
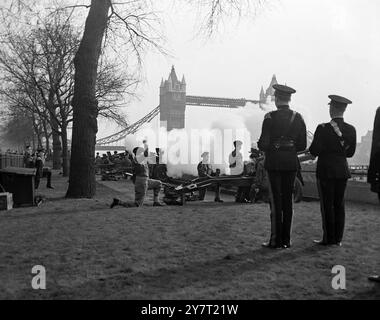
left=99, top=0, right=380, bottom=141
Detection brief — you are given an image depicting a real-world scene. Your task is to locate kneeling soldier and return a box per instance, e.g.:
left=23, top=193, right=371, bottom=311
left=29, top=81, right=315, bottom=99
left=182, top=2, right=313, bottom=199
left=110, top=145, right=164, bottom=208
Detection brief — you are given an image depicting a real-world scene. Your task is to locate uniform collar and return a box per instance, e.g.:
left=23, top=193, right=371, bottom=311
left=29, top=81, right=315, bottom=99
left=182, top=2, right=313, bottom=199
left=277, top=105, right=290, bottom=109
left=332, top=117, right=344, bottom=122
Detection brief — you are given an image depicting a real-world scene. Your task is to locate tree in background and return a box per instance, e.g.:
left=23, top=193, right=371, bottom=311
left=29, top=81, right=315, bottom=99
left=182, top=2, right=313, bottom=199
left=0, top=0, right=262, bottom=197
left=0, top=7, right=138, bottom=176
left=66, top=0, right=257, bottom=198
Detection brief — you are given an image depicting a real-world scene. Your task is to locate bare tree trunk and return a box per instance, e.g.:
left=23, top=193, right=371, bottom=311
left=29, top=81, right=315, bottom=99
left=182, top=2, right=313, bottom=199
left=32, top=116, right=43, bottom=149
left=42, top=119, right=51, bottom=158
left=61, top=121, right=69, bottom=177
left=66, top=0, right=111, bottom=198
left=52, top=129, right=62, bottom=169
left=49, top=111, right=62, bottom=170
left=37, top=132, right=43, bottom=149
left=47, top=89, right=62, bottom=170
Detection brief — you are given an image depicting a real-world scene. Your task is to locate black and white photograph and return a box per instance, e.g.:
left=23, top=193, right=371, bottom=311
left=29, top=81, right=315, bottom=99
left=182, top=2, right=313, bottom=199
left=0, top=0, right=379, bottom=306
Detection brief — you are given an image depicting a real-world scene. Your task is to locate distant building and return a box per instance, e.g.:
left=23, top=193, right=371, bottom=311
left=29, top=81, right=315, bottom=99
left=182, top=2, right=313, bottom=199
left=349, top=130, right=373, bottom=165
left=159, top=66, right=187, bottom=131
left=159, top=67, right=278, bottom=131
left=259, top=74, right=278, bottom=104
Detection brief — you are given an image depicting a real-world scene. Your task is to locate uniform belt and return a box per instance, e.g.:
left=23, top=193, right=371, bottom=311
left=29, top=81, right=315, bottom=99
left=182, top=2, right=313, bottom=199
left=271, top=138, right=295, bottom=150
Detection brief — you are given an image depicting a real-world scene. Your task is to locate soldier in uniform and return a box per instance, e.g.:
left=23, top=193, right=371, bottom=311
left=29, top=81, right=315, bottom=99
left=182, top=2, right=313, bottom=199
left=368, top=107, right=380, bottom=283
left=197, top=152, right=223, bottom=202
left=258, top=84, right=307, bottom=249
left=368, top=107, right=380, bottom=282
left=309, top=95, right=357, bottom=247
left=229, top=140, right=247, bottom=203
left=368, top=107, right=380, bottom=202
left=34, top=148, right=54, bottom=189
left=23, top=145, right=35, bottom=168
left=110, top=144, right=164, bottom=208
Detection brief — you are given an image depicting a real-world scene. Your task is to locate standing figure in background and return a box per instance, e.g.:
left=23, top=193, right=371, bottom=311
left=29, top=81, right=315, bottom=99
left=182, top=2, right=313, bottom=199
left=309, top=95, right=356, bottom=247
left=151, top=148, right=168, bottom=181
left=241, top=146, right=262, bottom=203
left=95, top=152, right=103, bottom=174
left=258, top=84, right=307, bottom=249
left=229, top=140, right=246, bottom=203
left=23, top=146, right=35, bottom=168
left=197, top=152, right=223, bottom=203
left=107, top=151, right=113, bottom=162
left=35, top=148, right=53, bottom=189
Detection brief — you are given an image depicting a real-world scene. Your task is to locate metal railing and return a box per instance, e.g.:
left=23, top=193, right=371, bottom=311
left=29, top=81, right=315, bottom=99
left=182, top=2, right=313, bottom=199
left=0, top=153, right=24, bottom=169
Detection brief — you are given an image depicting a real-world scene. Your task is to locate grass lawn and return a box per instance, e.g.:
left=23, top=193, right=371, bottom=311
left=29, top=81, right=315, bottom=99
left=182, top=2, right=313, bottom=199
left=0, top=175, right=379, bottom=300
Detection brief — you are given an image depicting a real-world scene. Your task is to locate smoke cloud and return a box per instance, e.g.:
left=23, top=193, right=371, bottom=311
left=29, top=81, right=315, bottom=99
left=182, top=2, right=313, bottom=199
left=131, top=101, right=275, bottom=178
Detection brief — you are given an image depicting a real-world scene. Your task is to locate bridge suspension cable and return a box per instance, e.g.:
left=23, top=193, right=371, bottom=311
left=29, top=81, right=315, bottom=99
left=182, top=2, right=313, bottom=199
left=96, top=106, right=160, bottom=146
left=96, top=104, right=315, bottom=147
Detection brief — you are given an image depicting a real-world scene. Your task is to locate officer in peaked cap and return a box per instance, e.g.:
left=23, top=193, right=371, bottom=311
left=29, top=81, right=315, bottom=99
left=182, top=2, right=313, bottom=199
left=258, top=84, right=307, bottom=249
left=309, top=95, right=357, bottom=247
left=368, top=106, right=380, bottom=283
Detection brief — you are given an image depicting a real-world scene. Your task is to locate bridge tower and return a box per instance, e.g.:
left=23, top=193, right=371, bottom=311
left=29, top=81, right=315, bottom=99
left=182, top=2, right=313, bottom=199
left=160, top=66, right=187, bottom=131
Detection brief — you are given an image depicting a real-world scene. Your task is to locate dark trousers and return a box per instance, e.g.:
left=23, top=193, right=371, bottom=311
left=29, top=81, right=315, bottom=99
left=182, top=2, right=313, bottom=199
left=235, top=187, right=247, bottom=202
left=35, top=169, right=52, bottom=189
left=267, top=171, right=296, bottom=247
left=198, top=184, right=221, bottom=201
left=317, top=178, right=347, bottom=244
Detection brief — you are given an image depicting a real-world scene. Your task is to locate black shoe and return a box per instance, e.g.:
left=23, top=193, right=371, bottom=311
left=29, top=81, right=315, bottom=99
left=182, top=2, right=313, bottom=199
left=47, top=186, right=54, bottom=189
left=235, top=198, right=250, bottom=204
left=313, top=239, right=329, bottom=246
left=335, top=242, right=343, bottom=247
left=368, top=275, right=380, bottom=283
left=261, top=242, right=271, bottom=248
left=214, top=198, right=224, bottom=203
left=262, top=242, right=282, bottom=250
left=110, top=198, right=120, bottom=209
left=153, top=202, right=165, bottom=207
left=283, top=243, right=292, bottom=249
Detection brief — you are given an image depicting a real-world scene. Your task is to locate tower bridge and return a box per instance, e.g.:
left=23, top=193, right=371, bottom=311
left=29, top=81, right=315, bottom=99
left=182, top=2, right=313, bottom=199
left=96, top=66, right=275, bottom=149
